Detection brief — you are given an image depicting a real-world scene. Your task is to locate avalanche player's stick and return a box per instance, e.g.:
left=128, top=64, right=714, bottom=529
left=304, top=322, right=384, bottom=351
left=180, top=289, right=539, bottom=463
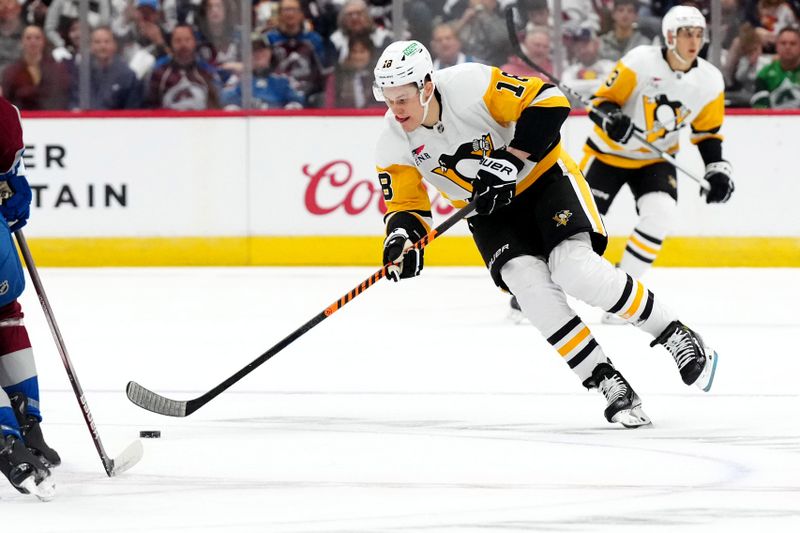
left=126, top=201, right=478, bottom=417
left=14, top=230, right=143, bottom=476
left=503, top=7, right=710, bottom=191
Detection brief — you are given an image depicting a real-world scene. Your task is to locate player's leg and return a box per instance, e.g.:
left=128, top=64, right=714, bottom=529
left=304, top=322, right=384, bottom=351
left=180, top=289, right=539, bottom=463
left=582, top=155, right=633, bottom=324
left=0, top=227, right=55, bottom=499
left=619, top=162, right=678, bottom=279
left=468, top=188, right=650, bottom=427
left=537, top=166, right=717, bottom=392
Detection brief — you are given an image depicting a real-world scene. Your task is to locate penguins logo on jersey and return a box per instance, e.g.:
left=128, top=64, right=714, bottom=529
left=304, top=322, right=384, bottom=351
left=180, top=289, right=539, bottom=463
left=433, top=133, right=497, bottom=186
left=552, top=210, right=572, bottom=227
left=643, top=94, right=691, bottom=142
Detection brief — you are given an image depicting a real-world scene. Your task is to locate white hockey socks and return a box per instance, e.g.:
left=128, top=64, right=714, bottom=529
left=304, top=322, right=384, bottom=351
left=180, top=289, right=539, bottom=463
left=548, top=233, right=677, bottom=337
left=619, top=192, right=677, bottom=279
left=501, top=255, right=607, bottom=382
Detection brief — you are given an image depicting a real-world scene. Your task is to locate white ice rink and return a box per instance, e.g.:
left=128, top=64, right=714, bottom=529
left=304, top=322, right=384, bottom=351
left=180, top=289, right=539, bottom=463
left=4, top=266, right=800, bottom=532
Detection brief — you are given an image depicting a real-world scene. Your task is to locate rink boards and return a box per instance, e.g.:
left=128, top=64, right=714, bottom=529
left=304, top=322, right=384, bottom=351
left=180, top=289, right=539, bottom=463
left=18, top=111, right=800, bottom=266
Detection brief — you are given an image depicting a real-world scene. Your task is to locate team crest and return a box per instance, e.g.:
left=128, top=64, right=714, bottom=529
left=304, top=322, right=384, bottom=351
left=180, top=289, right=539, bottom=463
left=553, top=210, right=572, bottom=226
left=432, top=133, right=499, bottom=185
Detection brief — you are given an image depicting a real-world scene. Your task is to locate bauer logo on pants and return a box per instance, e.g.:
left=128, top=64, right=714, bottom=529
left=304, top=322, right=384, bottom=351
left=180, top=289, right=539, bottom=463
left=0, top=280, right=7, bottom=295
left=553, top=210, right=573, bottom=227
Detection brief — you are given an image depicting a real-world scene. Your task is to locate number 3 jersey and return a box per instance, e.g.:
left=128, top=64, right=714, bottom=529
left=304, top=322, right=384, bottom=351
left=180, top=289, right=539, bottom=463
left=375, top=62, right=584, bottom=230
left=584, top=45, right=725, bottom=169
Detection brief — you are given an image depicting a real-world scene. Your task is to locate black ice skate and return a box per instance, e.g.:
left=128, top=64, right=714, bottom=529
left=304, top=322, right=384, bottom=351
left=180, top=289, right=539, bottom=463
left=651, top=321, right=718, bottom=392
left=583, top=363, right=651, bottom=428
left=508, top=295, right=525, bottom=324
left=0, top=434, right=55, bottom=501
left=10, top=393, right=61, bottom=468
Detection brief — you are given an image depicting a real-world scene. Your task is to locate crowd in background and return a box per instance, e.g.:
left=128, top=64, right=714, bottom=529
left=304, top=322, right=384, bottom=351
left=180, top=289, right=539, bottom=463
left=0, top=0, right=798, bottom=111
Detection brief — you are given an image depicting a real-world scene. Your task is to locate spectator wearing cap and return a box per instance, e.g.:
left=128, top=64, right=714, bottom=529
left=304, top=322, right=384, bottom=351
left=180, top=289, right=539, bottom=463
left=329, top=0, right=391, bottom=65
left=430, top=21, right=478, bottom=68
left=597, top=0, right=651, bottom=62
left=500, top=26, right=555, bottom=77
left=562, top=26, right=614, bottom=105
left=1, top=24, right=71, bottom=109
left=120, top=0, right=170, bottom=79
left=221, top=32, right=304, bottom=109
left=266, top=0, right=326, bottom=106
left=324, top=33, right=381, bottom=108
left=44, top=0, right=111, bottom=62
left=145, top=23, right=221, bottom=109
left=0, top=0, right=23, bottom=77
left=72, top=25, right=142, bottom=109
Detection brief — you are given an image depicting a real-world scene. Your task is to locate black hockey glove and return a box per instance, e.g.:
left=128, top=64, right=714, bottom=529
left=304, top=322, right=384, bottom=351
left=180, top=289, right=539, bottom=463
left=602, top=109, right=634, bottom=143
left=702, top=161, right=734, bottom=204
left=471, top=150, right=524, bottom=215
left=383, top=227, right=424, bottom=282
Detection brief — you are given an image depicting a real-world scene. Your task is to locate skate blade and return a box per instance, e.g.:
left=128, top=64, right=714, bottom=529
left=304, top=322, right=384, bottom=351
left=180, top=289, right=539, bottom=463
left=611, top=405, right=652, bottom=428
left=694, top=349, right=719, bottom=392
left=18, top=474, right=55, bottom=502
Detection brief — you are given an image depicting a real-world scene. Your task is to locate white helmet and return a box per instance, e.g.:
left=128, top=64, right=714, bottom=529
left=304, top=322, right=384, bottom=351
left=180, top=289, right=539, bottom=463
left=372, top=40, right=434, bottom=102
left=662, top=5, right=706, bottom=52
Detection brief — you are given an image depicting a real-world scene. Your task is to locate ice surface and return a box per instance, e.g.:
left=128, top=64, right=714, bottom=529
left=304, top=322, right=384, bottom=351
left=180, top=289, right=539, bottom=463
left=4, top=267, right=799, bottom=532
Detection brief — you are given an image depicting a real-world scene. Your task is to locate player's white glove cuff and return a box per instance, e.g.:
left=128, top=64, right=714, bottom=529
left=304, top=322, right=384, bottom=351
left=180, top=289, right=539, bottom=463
left=704, top=160, right=732, bottom=178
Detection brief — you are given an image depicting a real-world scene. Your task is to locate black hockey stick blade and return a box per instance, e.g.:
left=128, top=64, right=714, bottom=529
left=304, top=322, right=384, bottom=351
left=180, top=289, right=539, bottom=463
left=126, top=201, right=478, bottom=418
left=127, top=381, right=189, bottom=417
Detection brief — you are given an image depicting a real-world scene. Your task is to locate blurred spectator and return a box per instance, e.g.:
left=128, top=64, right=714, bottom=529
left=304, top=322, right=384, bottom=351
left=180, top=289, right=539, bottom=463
left=724, top=22, right=771, bottom=106
left=73, top=25, right=142, bottom=109
left=325, top=33, right=380, bottom=108
left=195, top=0, right=242, bottom=82
left=145, top=23, right=220, bottom=109
left=430, top=21, right=478, bottom=68
left=44, top=0, right=111, bottom=61
left=517, top=0, right=550, bottom=30
left=1, top=25, right=71, bottom=109
left=751, top=26, right=800, bottom=107
left=562, top=26, right=614, bottom=104
left=598, top=0, right=651, bottom=62
left=0, top=0, right=23, bottom=77
left=21, top=0, right=48, bottom=27
left=451, top=0, right=510, bottom=67
left=330, top=0, right=391, bottom=64
left=121, top=0, right=170, bottom=79
left=745, top=0, right=798, bottom=53
left=500, top=26, right=554, bottom=77
left=266, top=0, right=326, bottom=106
left=222, top=32, right=303, bottom=109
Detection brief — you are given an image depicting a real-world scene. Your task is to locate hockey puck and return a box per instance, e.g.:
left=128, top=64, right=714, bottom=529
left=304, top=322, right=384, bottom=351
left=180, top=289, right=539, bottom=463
left=139, top=430, right=161, bottom=438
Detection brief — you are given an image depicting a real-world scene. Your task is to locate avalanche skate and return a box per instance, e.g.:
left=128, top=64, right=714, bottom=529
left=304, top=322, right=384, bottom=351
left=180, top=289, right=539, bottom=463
left=0, top=434, right=55, bottom=501
left=583, top=363, right=651, bottom=428
left=10, top=393, right=61, bottom=468
left=651, top=320, right=718, bottom=392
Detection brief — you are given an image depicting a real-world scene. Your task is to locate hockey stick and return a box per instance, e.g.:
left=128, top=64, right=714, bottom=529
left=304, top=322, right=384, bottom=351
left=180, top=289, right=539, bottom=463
left=126, top=201, right=478, bottom=417
left=14, top=230, right=143, bottom=477
left=503, top=7, right=710, bottom=191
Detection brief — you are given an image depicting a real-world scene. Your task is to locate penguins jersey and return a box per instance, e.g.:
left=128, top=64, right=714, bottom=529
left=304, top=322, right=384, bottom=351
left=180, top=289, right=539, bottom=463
left=584, top=45, right=725, bottom=169
left=375, top=62, right=578, bottom=231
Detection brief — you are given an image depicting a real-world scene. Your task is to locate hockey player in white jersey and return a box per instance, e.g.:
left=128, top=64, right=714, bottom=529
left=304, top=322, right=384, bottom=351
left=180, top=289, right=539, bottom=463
left=373, top=40, right=719, bottom=428
left=582, top=5, right=734, bottom=305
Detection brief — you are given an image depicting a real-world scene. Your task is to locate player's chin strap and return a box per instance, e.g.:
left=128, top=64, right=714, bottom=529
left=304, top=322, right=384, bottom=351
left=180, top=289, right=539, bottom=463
left=502, top=6, right=709, bottom=192
left=419, top=81, right=435, bottom=125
